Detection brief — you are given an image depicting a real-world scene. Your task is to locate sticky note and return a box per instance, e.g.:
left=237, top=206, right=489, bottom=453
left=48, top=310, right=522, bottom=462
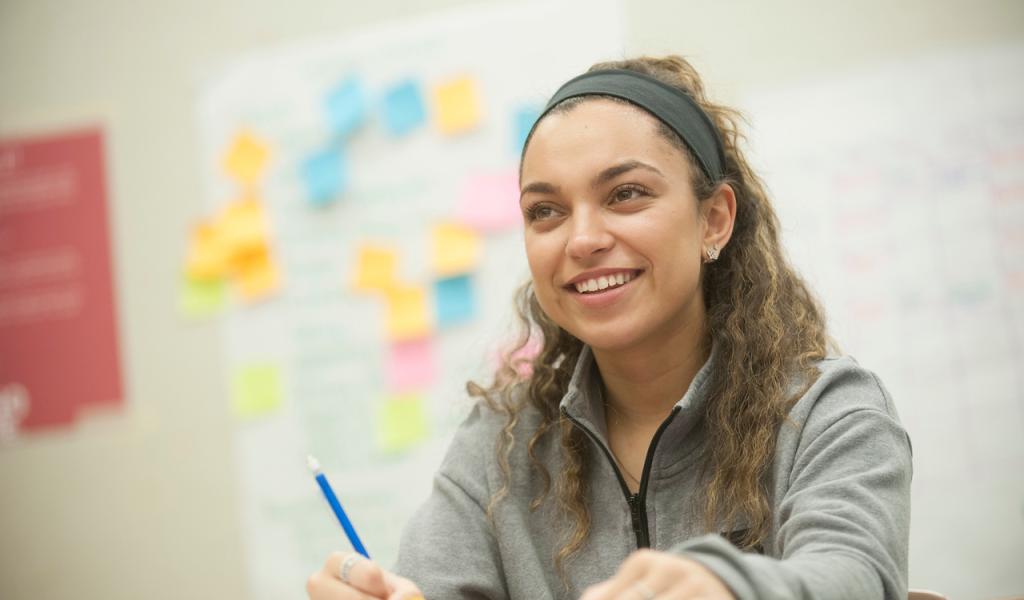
left=221, top=196, right=269, bottom=257
left=352, top=244, right=398, bottom=293
left=504, top=336, right=542, bottom=379
left=179, top=273, right=226, bottom=318
left=302, top=149, right=348, bottom=206
left=513, top=105, right=541, bottom=155
left=185, top=220, right=232, bottom=281
left=326, top=76, right=368, bottom=138
left=385, top=284, right=431, bottom=341
left=431, top=222, right=481, bottom=276
left=231, top=364, right=283, bottom=418
left=376, top=393, right=428, bottom=453
left=386, top=338, right=435, bottom=392
left=235, top=243, right=280, bottom=301
left=435, top=275, right=476, bottom=327
left=454, top=170, right=522, bottom=232
left=381, top=79, right=426, bottom=137
left=433, top=76, right=482, bottom=135
left=222, top=130, right=270, bottom=185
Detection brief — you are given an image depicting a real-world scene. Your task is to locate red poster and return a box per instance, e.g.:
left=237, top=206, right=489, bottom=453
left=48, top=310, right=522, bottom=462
left=0, top=128, right=123, bottom=437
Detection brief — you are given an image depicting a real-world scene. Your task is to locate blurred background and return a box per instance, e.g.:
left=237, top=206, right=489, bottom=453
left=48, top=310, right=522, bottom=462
left=1, top=1, right=1022, bottom=599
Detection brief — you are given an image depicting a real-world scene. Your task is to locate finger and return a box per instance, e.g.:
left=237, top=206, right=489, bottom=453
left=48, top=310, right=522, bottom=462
left=596, top=549, right=657, bottom=599
left=306, top=568, right=381, bottom=600
left=383, top=570, right=425, bottom=600
left=325, top=552, right=390, bottom=597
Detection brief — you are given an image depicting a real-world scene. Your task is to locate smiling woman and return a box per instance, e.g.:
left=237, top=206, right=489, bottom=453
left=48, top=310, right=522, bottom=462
left=307, top=56, right=913, bottom=600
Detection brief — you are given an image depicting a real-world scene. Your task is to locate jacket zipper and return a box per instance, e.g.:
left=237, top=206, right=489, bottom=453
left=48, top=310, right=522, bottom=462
left=562, top=405, right=681, bottom=549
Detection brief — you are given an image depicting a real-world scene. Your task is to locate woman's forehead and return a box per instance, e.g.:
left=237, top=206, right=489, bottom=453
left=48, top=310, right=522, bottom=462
left=522, top=99, right=688, bottom=179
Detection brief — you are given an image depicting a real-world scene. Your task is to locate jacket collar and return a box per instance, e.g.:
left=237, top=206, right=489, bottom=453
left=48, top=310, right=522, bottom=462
left=558, top=343, right=719, bottom=471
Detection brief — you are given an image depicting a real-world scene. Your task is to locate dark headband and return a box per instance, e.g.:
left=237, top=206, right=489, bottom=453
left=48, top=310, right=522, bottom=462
left=531, top=69, right=726, bottom=182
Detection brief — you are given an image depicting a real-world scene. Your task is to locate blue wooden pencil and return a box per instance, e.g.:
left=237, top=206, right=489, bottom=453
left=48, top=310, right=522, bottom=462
left=307, top=455, right=370, bottom=558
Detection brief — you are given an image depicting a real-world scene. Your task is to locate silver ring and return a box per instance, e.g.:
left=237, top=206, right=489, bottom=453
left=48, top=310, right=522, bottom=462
left=632, top=582, right=657, bottom=600
left=339, top=553, right=363, bottom=584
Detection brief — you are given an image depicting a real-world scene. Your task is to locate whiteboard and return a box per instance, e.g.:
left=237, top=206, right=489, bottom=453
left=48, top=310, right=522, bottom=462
left=196, top=2, right=624, bottom=598
left=744, top=44, right=1024, bottom=599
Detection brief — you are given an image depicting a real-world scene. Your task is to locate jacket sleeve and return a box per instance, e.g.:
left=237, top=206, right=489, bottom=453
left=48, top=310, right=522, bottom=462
left=394, top=403, right=509, bottom=600
left=669, top=371, right=913, bottom=600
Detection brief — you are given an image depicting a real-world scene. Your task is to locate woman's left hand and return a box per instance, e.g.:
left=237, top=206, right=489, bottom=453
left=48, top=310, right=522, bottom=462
left=579, top=549, right=735, bottom=600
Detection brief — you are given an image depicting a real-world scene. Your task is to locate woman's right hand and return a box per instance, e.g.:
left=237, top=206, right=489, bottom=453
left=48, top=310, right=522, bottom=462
left=306, top=552, right=425, bottom=600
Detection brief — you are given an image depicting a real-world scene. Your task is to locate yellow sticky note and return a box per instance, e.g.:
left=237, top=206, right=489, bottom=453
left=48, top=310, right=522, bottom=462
left=432, top=222, right=480, bottom=276
left=185, top=220, right=232, bottom=281
left=221, top=196, right=269, bottom=258
left=231, top=364, right=283, bottom=418
left=179, top=273, right=226, bottom=318
left=352, top=245, right=398, bottom=293
left=235, top=243, right=280, bottom=301
left=376, top=393, right=428, bottom=453
left=385, top=284, right=431, bottom=340
left=433, top=76, right=481, bottom=135
left=223, top=130, right=270, bottom=185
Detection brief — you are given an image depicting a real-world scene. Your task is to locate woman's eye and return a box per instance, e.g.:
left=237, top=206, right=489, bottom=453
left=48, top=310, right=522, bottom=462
left=525, top=204, right=558, bottom=222
left=612, top=185, right=647, bottom=203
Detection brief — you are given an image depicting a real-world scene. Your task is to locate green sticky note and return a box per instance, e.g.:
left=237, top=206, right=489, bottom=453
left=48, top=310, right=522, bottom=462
left=179, top=274, right=226, bottom=318
left=377, top=393, right=428, bottom=453
left=232, top=364, right=283, bottom=418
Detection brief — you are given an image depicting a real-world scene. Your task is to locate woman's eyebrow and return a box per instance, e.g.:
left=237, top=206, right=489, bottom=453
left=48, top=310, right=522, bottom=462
left=519, top=160, right=664, bottom=200
left=591, top=160, right=664, bottom=188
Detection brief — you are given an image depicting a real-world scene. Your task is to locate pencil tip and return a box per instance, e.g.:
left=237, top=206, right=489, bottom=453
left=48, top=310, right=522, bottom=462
left=306, top=455, right=320, bottom=473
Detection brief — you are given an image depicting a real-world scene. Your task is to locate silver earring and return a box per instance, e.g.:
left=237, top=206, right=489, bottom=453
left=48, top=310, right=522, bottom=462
left=705, top=244, right=720, bottom=263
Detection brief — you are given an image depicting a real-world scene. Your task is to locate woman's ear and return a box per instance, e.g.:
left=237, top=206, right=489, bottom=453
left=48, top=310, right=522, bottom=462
left=702, top=183, right=737, bottom=256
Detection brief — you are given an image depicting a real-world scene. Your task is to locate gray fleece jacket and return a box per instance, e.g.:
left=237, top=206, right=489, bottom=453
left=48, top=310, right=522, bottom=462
left=395, top=346, right=912, bottom=600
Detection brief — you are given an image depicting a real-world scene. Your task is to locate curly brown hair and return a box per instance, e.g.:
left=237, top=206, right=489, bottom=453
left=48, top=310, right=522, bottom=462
left=467, top=55, right=832, bottom=573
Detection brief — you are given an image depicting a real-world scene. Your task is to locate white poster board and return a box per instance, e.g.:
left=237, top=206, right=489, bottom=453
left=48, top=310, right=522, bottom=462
left=196, top=3, right=623, bottom=597
left=744, top=44, right=1024, bottom=599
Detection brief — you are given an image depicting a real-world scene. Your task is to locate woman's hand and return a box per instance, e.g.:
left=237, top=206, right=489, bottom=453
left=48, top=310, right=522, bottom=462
left=306, top=552, right=425, bottom=600
left=579, top=549, right=735, bottom=600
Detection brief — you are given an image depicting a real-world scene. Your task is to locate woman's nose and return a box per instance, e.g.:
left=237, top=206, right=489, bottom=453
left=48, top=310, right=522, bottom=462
left=565, top=211, right=614, bottom=259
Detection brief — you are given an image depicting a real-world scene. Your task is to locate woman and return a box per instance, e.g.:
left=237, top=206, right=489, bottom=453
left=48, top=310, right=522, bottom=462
left=307, top=56, right=912, bottom=600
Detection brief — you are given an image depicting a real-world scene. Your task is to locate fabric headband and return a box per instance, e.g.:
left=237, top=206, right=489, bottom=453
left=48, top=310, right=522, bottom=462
left=531, top=69, right=726, bottom=182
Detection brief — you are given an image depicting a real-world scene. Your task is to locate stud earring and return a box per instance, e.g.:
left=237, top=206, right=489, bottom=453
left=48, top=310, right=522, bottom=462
left=705, top=244, right=720, bottom=263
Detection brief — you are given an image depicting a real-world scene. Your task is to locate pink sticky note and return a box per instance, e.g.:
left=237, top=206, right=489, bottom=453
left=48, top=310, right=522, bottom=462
left=454, top=171, right=522, bottom=232
left=386, top=338, right=435, bottom=392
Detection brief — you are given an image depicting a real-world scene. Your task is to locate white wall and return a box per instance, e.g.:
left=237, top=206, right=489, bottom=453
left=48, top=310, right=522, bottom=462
left=0, top=1, right=1021, bottom=599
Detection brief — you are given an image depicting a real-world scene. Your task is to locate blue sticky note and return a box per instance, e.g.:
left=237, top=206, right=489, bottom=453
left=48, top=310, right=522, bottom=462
left=434, top=274, right=475, bottom=327
left=513, top=105, right=541, bottom=155
left=381, top=79, right=426, bottom=137
left=301, top=149, right=347, bottom=206
left=326, top=76, right=367, bottom=138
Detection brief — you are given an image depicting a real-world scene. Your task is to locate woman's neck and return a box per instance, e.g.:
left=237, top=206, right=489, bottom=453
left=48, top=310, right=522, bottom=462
left=592, top=326, right=710, bottom=431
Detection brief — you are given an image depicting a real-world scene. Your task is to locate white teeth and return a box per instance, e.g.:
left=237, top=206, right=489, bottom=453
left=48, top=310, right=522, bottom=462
left=573, top=271, right=637, bottom=294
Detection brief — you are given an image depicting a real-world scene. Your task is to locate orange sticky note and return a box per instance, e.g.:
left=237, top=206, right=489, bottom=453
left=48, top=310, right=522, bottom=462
left=352, top=245, right=398, bottom=293
left=235, top=243, right=280, bottom=301
left=433, top=76, right=482, bottom=135
left=385, top=284, right=431, bottom=340
left=185, top=220, right=232, bottom=281
left=221, top=196, right=270, bottom=258
left=431, top=222, right=480, bottom=276
left=223, top=130, right=270, bottom=185
left=376, top=393, right=429, bottom=453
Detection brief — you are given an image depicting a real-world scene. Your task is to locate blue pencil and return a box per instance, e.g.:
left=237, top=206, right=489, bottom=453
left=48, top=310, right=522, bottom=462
left=307, top=455, right=370, bottom=558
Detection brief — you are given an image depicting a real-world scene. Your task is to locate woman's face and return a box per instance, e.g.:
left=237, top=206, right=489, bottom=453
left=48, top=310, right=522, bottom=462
left=520, top=99, right=715, bottom=355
